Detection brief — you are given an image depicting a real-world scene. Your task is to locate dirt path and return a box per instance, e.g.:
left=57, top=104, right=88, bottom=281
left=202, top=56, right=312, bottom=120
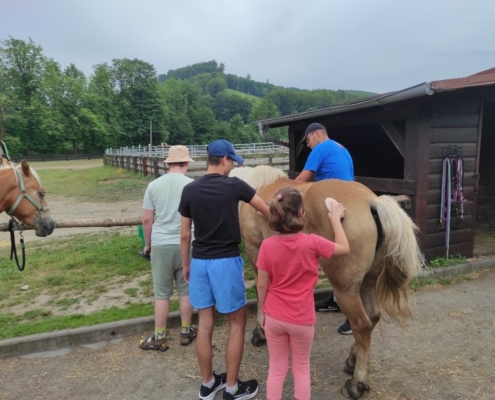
left=1, top=268, right=494, bottom=400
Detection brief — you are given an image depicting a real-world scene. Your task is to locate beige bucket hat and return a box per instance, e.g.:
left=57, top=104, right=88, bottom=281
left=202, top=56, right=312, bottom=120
left=164, top=145, right=195, bottom=163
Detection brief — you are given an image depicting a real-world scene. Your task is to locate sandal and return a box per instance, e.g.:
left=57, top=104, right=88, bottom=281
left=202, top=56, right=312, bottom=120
left=139, top=335, right=169, bottom=351
left=180, top=327, right=197, bottom=346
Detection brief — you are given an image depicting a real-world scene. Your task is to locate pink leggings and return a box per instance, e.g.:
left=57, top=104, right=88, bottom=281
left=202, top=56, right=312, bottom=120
left=264, top=314, right=315, bottom=400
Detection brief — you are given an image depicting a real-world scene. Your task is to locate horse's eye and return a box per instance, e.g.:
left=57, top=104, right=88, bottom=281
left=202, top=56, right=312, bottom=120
left=38, top=192, right=45, bottom=198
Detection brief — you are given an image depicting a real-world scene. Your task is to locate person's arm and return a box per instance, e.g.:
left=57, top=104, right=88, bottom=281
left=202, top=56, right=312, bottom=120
left=142, top=209, right=154, bottom=254
left=294, top=170, right=314, bottom=182
left=327, top=203, right=350, bottom=256
left=180, top=216, right=192, bottom=282
left=249, top=194, right=270, bottom=218
left=256, top=269, right=269, bottom=327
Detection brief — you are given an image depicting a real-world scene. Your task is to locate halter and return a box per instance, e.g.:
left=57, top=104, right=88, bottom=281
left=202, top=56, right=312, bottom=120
left=6, top=167, right=49, bottom=272
left=6, top=167, right=49, bottom=229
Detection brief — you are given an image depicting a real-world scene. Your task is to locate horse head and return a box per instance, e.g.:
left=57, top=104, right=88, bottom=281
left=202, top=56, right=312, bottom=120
left=2, top=160, right=55, bottom=237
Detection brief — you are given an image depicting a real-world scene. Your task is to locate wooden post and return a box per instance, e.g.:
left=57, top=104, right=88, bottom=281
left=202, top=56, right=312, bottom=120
left=133, top=156, right=138, bottom=173
left=142, top=157, right=148, bottom=176
left=268, top=154, right=273, bottom=166
left=153, top=157, right=159, bottom=178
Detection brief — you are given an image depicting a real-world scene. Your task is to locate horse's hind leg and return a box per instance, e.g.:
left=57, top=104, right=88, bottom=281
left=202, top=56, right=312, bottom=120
left=336, top=289, right=373, bottom=399
left=339, top=268, right=382, bottom=399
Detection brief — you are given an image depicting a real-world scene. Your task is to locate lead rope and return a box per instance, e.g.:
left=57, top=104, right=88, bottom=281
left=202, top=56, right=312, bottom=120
left=452, top=158, right=466, bottom=222
left=439, top=158, right=452, bottom=258
left=8, top=219, right=26, bottom=271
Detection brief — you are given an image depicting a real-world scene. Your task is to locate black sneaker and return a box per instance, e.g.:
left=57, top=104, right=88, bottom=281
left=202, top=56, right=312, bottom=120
left=315, top=296, right=340, bottom=312
left=338, top=319, right=352, bottom=335
left=223, top=379, right=259, bottom=400
left=199, top=372, right=227, bottom=400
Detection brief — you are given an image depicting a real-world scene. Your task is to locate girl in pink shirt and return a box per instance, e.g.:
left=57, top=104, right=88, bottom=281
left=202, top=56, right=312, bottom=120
left=256, top=187, right=350, bottom=400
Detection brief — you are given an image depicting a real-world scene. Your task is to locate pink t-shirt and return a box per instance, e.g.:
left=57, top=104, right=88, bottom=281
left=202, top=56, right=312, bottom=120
left=256, top=233, right=335, bottom=325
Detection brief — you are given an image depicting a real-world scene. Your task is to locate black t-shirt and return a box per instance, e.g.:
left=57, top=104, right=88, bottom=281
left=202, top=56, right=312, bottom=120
left=179, top=173, right=256, bottom=259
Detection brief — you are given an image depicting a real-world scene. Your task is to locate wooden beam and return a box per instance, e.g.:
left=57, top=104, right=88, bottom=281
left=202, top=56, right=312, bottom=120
left=0, top=217, right=142, bottom=232
left=379, top=121, right=405, bottom=158
left=355, top=176, right=416, bottom=195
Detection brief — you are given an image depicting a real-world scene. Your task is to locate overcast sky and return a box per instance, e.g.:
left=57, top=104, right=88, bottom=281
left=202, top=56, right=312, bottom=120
left=2, top=0, right=495, bottom=94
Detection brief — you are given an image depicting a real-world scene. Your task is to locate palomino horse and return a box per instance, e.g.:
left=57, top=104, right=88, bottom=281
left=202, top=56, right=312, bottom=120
left=0, top=160, right=55, bottom=237
left=235, top=165, right=424, bottom=399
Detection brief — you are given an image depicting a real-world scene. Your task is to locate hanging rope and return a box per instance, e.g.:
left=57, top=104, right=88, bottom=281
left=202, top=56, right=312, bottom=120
left=439, top=157, right=466, bottom=259
left=451, top=158, right=466, bottom=222
left=439, top=158, right=452, bottom=258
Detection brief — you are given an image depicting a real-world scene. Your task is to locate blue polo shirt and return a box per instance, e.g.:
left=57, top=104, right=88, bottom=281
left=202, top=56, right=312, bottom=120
left=304, top=139, right=354, bottom=182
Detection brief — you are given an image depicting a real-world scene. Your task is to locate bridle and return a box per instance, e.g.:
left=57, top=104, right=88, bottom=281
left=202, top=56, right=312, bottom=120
left=6, top=167, right=49, bottom=271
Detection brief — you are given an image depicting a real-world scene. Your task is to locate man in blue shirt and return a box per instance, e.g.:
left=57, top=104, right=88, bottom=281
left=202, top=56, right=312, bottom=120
left=295, top=122, right=354, bottom=335
left=295, top=122, right=354, bottom=183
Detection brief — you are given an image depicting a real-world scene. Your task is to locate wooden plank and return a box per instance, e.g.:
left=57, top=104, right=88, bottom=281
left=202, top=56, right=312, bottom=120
left=431, top=113, right=480, bottom=128
left=379, top=121, right=405, bottom=157
left=427, top=201, right=473, bottom=219
left=403, top=115, right=431, bottom=243
left=424, top=242, right=473, bottom=261
left=429, top=143, right=477, bottom=159
left=433, top=98, right=481, bottom=114
left=428, top=187, right=474, bottom=204
left=426, top=215, right=472, bottom=234
left=355, top=176, right=415, bottom=195
left=431, top=127, right=478, bottom=143
left=0, top=217, right=142, bottom=232
left=429, top=157, right=476, bottom=174
left=424, top=229, right=472, bottom=248
left=428, top=172, right=475, bottom=190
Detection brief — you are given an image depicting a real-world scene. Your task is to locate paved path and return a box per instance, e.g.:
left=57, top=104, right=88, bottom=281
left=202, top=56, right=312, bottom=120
left=1, top=268, right=494, bottom=399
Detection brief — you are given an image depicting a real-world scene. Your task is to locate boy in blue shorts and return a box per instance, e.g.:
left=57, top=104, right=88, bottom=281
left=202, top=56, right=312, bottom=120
left=179, top=139, right=269, bottom=400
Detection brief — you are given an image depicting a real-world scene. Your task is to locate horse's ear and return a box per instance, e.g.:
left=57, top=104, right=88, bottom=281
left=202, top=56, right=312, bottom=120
left=21, top=159, right=30, bottom=177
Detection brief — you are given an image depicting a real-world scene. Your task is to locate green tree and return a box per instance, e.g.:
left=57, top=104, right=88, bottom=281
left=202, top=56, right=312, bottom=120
left=166, top=113, right=195, bottom=145
left=188, top=106, right=217, bottom=144
left=111, top=58, right=167, bottom=145
left=0, top=37, right=62, bottom=153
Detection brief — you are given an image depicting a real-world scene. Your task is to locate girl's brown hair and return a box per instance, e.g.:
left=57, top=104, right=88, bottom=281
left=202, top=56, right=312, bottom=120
left=268, top=186, right=305, bottom=234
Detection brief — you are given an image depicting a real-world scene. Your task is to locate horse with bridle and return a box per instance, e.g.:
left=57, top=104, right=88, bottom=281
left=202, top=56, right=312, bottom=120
left=1, top=159, right=55, bottom=269
left=233, top=165, right=424, bottom=399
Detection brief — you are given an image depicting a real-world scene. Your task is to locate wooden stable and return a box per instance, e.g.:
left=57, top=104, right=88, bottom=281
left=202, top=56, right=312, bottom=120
left=258, top=68, right=495, bottom=261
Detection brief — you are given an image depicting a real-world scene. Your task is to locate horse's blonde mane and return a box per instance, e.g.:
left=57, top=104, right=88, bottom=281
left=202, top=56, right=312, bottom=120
left=0, top=162, right=41, bottom=185
left=229, top=166, right=253, bottom=181
left=245, top=165, right=287, bottom=190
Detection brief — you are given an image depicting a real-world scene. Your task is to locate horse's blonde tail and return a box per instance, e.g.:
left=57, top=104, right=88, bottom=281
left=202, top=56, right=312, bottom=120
left=372, top=195, right=425, bottom=324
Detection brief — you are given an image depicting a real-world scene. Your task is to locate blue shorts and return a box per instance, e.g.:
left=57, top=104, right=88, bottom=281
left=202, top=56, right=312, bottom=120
left=189, top=256, right=246, bottom=314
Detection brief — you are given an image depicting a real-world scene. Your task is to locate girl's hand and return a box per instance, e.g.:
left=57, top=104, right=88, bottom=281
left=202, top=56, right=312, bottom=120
left=325, top=198, right=345, bottom=219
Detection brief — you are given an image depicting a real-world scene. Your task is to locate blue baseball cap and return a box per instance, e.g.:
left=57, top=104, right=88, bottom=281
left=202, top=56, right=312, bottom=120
left=303, top=122, right=326, bottom=141
left=207, top=139, right=244, bottom=163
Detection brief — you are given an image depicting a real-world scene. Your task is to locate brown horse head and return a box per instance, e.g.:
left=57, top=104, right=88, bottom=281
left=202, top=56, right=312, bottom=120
left=1, top=160, right=55, bottom=237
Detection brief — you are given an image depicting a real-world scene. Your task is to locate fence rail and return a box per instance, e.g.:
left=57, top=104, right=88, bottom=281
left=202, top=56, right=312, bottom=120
left=105, top=142, right=289, bottom=158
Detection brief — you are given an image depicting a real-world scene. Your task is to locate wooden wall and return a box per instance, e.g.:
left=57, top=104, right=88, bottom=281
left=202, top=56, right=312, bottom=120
left=477, top=101, right=495, bottom=225
left=423, top=98, right=481, bottom=260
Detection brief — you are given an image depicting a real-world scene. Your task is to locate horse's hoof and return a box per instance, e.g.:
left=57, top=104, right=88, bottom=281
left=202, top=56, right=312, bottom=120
left=341, top=379, right=370, bottom=400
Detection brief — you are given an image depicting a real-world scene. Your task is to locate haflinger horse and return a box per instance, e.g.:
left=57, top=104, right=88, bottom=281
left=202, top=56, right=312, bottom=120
left=0, top=159, right=55, bottom=237
left=233, top=165, right=424, bottom=399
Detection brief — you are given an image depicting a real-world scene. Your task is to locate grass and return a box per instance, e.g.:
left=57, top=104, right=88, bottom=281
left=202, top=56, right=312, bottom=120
left=429, top=254, right=467, bottom=268
left=37, top=165, right=153, bottom=202
left=0, top=227, right=257, bottom=339
left=0, top=303, right=160, bottom=340
left=224, top=88, right=263, bottom=106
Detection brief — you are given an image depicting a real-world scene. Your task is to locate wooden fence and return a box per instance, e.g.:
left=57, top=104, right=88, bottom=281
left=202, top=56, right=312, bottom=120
left=104, top=152, right=289, bottom=178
